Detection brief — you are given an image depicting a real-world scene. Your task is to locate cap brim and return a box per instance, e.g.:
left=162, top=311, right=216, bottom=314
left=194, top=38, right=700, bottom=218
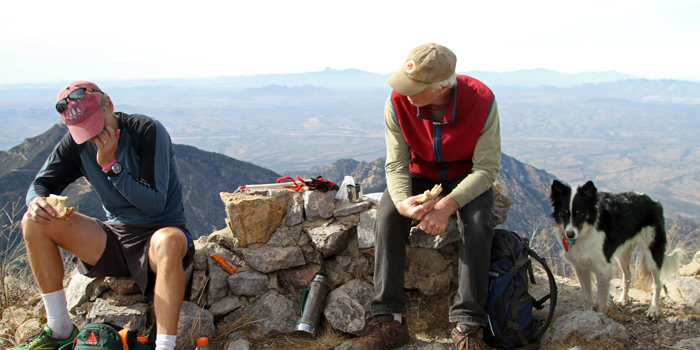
left=388, top=67, right=430, bottom=96
left=66, top=110, right=104, bottom=144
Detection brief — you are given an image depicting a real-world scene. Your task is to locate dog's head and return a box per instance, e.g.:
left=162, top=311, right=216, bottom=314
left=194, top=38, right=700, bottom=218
left=550, top=180, right=599, bottom=240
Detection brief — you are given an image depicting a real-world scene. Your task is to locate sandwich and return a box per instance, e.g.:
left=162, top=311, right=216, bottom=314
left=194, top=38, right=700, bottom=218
left=417, top=184, right=442, bottom=204
left=45, top=194, right=75, bottom=221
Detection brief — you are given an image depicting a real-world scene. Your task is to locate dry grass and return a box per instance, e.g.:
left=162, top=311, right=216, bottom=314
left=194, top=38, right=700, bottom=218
left=542, top=331, right=627, bottom=350
left=0, top=200, right=38, bottom=311
left=210, top=312, right=267, bottom=349
left=352, top=253, right=375, bottom=285
left=244, top=319, right=350, bottom=350
left=405, top=289, right=454, bottom=340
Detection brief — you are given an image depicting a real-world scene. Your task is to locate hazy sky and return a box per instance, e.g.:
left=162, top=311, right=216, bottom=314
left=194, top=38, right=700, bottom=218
left=2, top=0, right=698, bottom=85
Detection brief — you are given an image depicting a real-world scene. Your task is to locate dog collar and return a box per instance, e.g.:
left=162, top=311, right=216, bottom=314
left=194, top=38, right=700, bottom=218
left=554, top=223, right=575, bottom=252
left=562, top=237, right=575, bottom=252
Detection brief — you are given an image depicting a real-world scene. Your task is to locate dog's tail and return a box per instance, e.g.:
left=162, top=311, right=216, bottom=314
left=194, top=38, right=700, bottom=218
left=660, top=248, right=685, bottom=281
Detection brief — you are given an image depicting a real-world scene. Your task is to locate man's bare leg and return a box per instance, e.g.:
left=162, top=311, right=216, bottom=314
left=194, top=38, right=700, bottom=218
left=23, top=212, right=107, bottom=291
left=148, top=228, right=188, bottom=349
left=22, top=212, right=107, bottom=339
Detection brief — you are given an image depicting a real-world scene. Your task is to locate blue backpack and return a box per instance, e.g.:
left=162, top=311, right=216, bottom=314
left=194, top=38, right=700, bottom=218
left=483, top=229, right=557, bottom=349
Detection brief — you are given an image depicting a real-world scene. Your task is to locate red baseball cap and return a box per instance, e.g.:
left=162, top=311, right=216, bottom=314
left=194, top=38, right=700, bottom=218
left=57, top=80, right=105, bottom=144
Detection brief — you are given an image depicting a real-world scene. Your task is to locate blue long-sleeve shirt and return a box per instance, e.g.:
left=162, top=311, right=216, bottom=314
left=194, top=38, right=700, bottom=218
left=27, top=112, right=187, bottom=225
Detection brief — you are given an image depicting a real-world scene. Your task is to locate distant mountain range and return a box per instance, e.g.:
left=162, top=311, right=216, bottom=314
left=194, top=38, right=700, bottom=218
left=0, top=67, right=639, bottom=92
left=2, top=69, right=699, bottom=223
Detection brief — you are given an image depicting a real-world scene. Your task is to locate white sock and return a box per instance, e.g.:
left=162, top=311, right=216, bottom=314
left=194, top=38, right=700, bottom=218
left=392, top=313, right=403, bottom=322
left=41, top=290, right=73, bottom=339
left=155, top=334, right=177, bottom=350
left=456, top=321, right=480, bottom=333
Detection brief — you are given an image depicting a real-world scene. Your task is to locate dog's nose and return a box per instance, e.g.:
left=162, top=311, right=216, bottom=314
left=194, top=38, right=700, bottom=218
left=566, top=231, right=576, bottom=239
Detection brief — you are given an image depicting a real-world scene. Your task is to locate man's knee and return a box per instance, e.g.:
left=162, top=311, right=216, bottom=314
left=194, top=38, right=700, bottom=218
left=460, top=208, right=494, bottom=242
left=149, top=228, right=188, bottom=263
left=21, top=213, right=50, bottom=242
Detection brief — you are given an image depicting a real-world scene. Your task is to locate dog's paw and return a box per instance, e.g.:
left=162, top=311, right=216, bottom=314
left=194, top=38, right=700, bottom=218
left=645, top=306, right=660, bottom=319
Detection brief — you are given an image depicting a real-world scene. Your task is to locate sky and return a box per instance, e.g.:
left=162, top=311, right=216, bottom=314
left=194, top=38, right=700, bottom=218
left=1, top=0, right=699, bottom=85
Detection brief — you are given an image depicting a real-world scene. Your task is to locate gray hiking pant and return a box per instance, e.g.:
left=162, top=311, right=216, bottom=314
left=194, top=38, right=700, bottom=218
left=370, top=174, right=494, bottom=326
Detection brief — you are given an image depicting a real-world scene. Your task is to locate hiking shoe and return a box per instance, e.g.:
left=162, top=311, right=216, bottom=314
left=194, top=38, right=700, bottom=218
left=349, top=314, right=409, bottom=350
left=9, top=325, right=78, bottom=350
left=452, top=327, right=487, bottom=350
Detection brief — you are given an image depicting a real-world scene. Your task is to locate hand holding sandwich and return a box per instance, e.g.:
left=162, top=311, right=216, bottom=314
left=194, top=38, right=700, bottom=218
left=25, top=194, right=75, bottom=224
left=395, top=184, right=446, bottom=224
left=416, top=195, right=460, bottom=235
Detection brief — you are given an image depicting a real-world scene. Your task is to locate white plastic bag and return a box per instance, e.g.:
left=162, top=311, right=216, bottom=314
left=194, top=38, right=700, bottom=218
left=335, top=176, right=355, bottom=201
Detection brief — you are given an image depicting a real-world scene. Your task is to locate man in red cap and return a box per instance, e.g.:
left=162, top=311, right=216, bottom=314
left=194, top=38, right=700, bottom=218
left=350, top=43, right=501, bottom=350
left=15, top=81, right=194, bottom=350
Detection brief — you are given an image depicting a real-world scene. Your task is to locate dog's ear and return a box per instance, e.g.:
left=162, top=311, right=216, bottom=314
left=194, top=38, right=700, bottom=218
left=580, top=181, right=597, bottom=198
left=550, top=180, right=570, bottom=204
left=551, top=180, right=570, bottom=195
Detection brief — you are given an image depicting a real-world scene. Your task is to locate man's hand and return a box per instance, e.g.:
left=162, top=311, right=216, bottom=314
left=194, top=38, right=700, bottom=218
left=395, top=195, right=438, bottom=221
left=416, top=196, right=460, bottom=235
left=91, top=124, right=120, bottom=169
left=24, top=197, right=56, bottom=224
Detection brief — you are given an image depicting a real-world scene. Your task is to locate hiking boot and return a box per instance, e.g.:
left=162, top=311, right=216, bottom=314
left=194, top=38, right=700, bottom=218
left=452, top=327, right=487, bottom=350
left=349, top=314, right=409, bottom=350
left=9, top=325, right=78, bottom=350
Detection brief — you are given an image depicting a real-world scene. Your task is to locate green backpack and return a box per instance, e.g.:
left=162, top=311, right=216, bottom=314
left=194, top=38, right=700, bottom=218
left=59, top=322, right=154, bottom=350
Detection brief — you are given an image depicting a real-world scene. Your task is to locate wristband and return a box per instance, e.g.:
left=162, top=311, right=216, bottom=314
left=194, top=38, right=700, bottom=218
left=102, top=159, right=117, bottom=172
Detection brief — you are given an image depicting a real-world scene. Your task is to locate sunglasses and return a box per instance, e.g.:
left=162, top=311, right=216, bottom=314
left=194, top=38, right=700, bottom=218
left=55, top=87, right=103, bottom=113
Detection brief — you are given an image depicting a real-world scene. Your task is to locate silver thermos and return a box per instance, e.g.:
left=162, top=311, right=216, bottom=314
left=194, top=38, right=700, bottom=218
left=293, top=272, right=330, bottom=337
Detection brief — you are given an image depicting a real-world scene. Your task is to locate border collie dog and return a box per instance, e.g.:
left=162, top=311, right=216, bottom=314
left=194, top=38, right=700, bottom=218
left=549, top=180, right=683, bottom=318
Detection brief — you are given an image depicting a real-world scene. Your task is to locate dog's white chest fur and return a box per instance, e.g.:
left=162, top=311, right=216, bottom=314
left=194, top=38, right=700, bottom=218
left=562, top=226, right=608, bottom=269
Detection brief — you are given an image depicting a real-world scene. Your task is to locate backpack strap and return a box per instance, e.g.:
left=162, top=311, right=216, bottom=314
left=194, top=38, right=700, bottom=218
left=509, top=249, right=531, bottom=276
left=506, top=235, right=536, bottom=347
left=509, top=319, right=530, bottom=346
left=526, top=249, right=558, bottom=347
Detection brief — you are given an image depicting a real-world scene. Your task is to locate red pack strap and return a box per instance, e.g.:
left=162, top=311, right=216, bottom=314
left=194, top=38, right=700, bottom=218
left=277, top=175, right=305, bottom=191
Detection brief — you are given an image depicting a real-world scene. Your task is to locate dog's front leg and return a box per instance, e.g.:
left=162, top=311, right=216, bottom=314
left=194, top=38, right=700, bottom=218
left=595, top=267, right=612, bottom=314
left=574, top=266, right=594, bottom=311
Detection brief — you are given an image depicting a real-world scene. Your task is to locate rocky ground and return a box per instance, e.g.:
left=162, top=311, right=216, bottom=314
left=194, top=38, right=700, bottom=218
left=3, top=266, right=699, bottom=350
left=395, top=269, right=700, bottom=350
left=244, top=267, right=700, bottom=350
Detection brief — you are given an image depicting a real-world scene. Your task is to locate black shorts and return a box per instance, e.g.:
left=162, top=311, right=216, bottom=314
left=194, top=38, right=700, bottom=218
left=75, top=219, right=195, bottom=299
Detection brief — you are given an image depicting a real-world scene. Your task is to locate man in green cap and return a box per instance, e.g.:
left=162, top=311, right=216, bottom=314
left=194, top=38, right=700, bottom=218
left=351, top=43, right=501, bottom=350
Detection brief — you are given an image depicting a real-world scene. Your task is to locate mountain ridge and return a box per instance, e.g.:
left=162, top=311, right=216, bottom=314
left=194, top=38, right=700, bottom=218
left=0, top=124, right=554, bottom=239
left=0, top=124, right=281, bottom=237
left=0, top=67, right=644, bottom=91
left=2, top=125, right=698, bottom=253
